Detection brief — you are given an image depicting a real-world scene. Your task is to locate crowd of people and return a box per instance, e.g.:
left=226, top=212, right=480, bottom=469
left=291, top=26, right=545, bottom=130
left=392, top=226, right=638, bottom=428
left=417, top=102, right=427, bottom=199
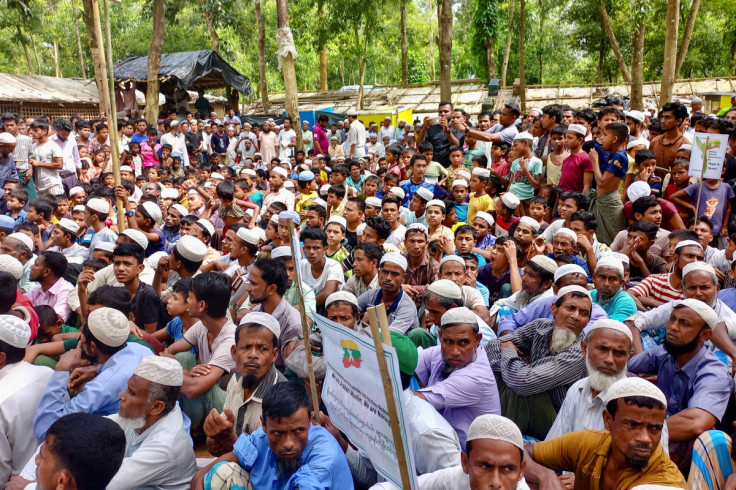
left=1, top=93, right=736, bottom=489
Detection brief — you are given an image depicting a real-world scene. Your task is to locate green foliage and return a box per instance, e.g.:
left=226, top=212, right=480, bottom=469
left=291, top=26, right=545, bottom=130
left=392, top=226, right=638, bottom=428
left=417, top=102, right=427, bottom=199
left=408, top=50, right=429, bottom=83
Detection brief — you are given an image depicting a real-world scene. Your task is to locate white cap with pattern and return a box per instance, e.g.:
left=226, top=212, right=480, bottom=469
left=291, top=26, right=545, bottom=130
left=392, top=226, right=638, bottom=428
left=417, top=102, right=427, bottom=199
left=88, top=307, right=130, bottom=348
left=0, top=315, right=31, bottom=348
left=134, top=356, right=184, bottom=387
left=466, top=414, right=524, bottom=450
left=240, top=311, right=281, bottom=338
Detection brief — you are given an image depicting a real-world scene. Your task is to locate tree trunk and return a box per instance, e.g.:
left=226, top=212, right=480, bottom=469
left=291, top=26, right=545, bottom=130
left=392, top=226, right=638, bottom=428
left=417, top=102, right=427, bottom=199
left=254, top=0, right=270, bottom=110
left=500, top=0, right=514, bottom=87
left=428, top=21, right=436, bottom=81
left=204, top=10, right=220, bottom=53
left=81, top=0, right=109, bottom=113
left=340, top=55, right=345, bottom=86
left=597, top=3, right=631, bottom=83
left=438, top=0, right=452, bottom=101
left=145, top=0, right=166, bottom=125
left=596, top=42, right=604, bottom=83
left=630, top=21, right=646, bottom=110
left=660, top=0, right=680, bottom=106
left=17, top=26, right=34, bottom=74
left=487, top=37, right=497, bottom=79
left=674, top=0, right=701, bottom=78
left=538, top=0, right=544, bottom=84
left=29, top=32, right=41, bottom=75
left=71, top=0, right=87, bottom=78
left=317, top=2, right=328, bottom=92
left=53, top=41, right=61, bottom=77
left=356, top=22, right=371, bottom=110
left=276, top=0, right=302, bottom=150
left=400, top=0, right=408, bottom=84
left=518, top=0, right=526, bottom=111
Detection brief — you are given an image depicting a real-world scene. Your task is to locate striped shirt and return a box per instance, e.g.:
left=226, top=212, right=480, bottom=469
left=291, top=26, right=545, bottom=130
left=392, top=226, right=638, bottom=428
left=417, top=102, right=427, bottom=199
left=628, top=273, right=683, bottom=303
left=485, top=319, right=586, bottom=410
left=12, top=134, right=33, bottom=172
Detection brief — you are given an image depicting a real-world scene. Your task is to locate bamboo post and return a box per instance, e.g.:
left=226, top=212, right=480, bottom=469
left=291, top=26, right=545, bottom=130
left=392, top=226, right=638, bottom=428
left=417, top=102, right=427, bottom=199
left=286, top=219, right=320, bottom=421
left=376, top=303, right=392, bottom=347
left=366, top=306, right=412, bottom=490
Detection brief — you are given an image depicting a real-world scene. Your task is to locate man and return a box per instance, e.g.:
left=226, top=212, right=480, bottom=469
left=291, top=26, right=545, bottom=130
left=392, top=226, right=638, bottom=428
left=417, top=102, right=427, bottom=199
left=343, top=242, right=381, bottom=298
left=1, top=114, right=34, bottom=198
left=160, top=120, right=189, bottom=167
left=47, top=218, right=88, bottom=265
left=153, top=235, right=207, bottom=305
left=312, top=114, right=329, bottom=156
left=300, top=227, right=344, bottom=310
left=277, top=117, right=296, bottom=161
left=346, top=111, right=366, bottom=159
left=611, top=196, right=670, bottom=256
left=486, top=285, right=592, bottom=440
left=414, top=306, right=501, bottom=447
left=381, top=197, right=407, bottom=246
left=438, top=255, right=492, bottom=325
left=0, top=133, right=18, bottom=192
left=192, top=382, right=353, bottom=489
left=107, top=356, right=197, bottom=490
left=417, top=101, right=464, bottom=167
left=379, top=116, right=395, bottom=142
left=203, top=312, right=286, bottom=457
left=569, top=211, right=611, bottom=273
left=628, top=299, right=734, bottom=467
left=113, top=243, right=166, bottom=333
left=50, top=119, right=80, bottom=191
left=226, top=227, right=261, bottom=309
left=0, top=232, right=35, bottom=293
left=546, top=227, right=591, bottom=277
left=357, top=252, right=420, bottom=334
left=85, top=197, right=118, bottom=252
left=649, top=101, right=688, bottom=169
left=26, top=251, right=74, bottom=323
left=525, top=377, right=687, bottom=488
left=269, top=246, right=317, bottom=319
left=164, top=272, right=237, bottom=429
left=591, top=256, right=637, bottom=321
left=487, top=105, right=521, bottom=146
left=0, top=315, right=52, bottom=484
left=489, top=254, right=557, bottom=324
left=403, top=223, right=439, bottom=306
left=34, top=307, right=153, bottom=438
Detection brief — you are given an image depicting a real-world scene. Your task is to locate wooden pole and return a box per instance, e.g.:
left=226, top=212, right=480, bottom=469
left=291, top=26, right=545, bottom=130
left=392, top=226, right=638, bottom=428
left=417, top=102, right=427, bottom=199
left=100, top=0, right=125, bottom=231
left=366, top=306, right=412, bottom=490
left=286, top=219, right=320, bottom=421
left=376, top=304, right=392, bottom=347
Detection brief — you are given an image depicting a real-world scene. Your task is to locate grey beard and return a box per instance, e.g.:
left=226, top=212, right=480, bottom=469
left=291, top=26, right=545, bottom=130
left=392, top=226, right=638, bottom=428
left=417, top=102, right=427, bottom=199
left=276, top=457, right=302, bottom=480
left=549, top=327, right=578, bottom=355
left=440, top=352, right=476, bottom=379
left=117, top=415, right=146, bottom=431
left=586, top=357, right=626, bottom=392
left=516, top=290, right=535, bottom=308
left=596, top=290, right=616, bottom=305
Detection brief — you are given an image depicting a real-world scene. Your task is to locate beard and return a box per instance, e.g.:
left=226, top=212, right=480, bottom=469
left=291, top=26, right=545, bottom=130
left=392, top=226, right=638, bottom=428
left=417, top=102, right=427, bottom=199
left=276, top=457, right=302, bottom=480
left=596, top=289, right=617, bottom=305
left=440, top=352, right=476, bottom=379
left=664, top=335, right=701, bottom=356
left=117, top=415, right=146, bottom=431
left=586, top=358, right=626, bottom=392
left=549, top=327, right=578, bottom=355
left=241, top=373, right=259, bottom=390
left=516, top=290, right=536, bottom=308
left=625, top=445, right=653, bottom=470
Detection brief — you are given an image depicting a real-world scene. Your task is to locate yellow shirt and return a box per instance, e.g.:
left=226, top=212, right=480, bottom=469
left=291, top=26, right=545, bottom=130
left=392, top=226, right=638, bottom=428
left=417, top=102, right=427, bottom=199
left=468, top=192, right=492, bottom=224
left=533, top=430, right=687, bottom=490
left=295, top=191, right=318, bottom=213
left=428, top=225, right=454, bottom=243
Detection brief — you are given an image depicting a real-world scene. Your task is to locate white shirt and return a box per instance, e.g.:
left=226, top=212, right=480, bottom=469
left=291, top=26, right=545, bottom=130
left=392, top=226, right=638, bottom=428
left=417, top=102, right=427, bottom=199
left=347, top=120, right=367, bottom=158
left=107, top=406, right=197, bottom=490
left=385, top=225, right=407, bottom=246
left=299, top=257, right=344, bottom=295
left=632, top=298, right=736, bottom=339
left=31, top=140, right=64, bottom=194
left=0, top=362, right=53, bottom=484
left=160, top=132, right=189, bottom=167
left=278, top=128, right=297, bottom=160
left=379, top=125, right=396, bottom=143
left=490, top=287, right=555, bottom=321
left=259, top=187, right=295, bottom=217
left=705, top=245, right=733, bottom=273
left=369, top=465, right=531, bottom=490
left=462, top=285, right=488, bottom=310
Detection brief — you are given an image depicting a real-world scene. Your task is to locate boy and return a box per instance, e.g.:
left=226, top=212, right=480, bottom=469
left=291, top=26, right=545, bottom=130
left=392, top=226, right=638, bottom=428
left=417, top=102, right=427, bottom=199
left=378, top=172, right=399, bottom=200
left=489, top=141, right=510, bottom=182
left=621, top=220, right=668, bottom=281
left=385, top=144, right=406, bottom=180
left=358, top=174, right=380, bottom=201
left=663, top=159, right=692, bottom=224
left=295, top=170, right=318, bottom=216
left=455, top=224, right=486, bottom=267
left=27, top=198, right=55, bottom=244
left=160, top=144, right=174, bottom=168
left=399, top=153, right=447, bottom=207
left=150, top=278, right=196, bottom=352
left=29, top=120, right=64, bottom=197
left=528, top=196, right=549, bottom=227
left=444, top=145, right=465, bottom=193
left=545, top=125, right=568, bottom=187
left=472, top=211, right=496, bottom=260
left=558, top=123, right=593, bottom=193
left=5, top=189, right=28, bottom=227
left=113, top=242, right=167, bottom=333
left=463, top=134, right=485, bottom=171
left=214, top=180, right=246, bottom=229
left=326, top=184, right=346, bottom=217
left=468, top=167, right=492, bottom=224
left=450, top=179, right=469, bottom=224
left=346, top=161, right=364, bottom=194
left=495, top=192, right=521, bottom=237
left=507, top=132, right=542, bottom=211
left=300, top=227, right=344, bottom=310
left=405, top=186, right=432, bottom=226
left=52, top=195, right=70, bottom=223
left=670, top=166, right=733, bottom=237
left=633, top=149, right=662, bottom=194
left=71, top=205, right=87, bottom=240
left=85, top=197, right=118, bottom=252
left=364, top=196, right=382, bottom=218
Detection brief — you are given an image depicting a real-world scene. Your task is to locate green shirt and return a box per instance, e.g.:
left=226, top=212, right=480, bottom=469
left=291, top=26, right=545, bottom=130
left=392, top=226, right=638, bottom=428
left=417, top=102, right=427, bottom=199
left=63, top=334, right=155, bottom=353
left=591, top=288, right=637, bottom=322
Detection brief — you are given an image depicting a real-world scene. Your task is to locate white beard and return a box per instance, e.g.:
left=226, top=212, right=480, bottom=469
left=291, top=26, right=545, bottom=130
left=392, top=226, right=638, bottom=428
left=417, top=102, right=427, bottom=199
left=117, top=415, right=146, bottom=431
left=586, top=357, right=627, bottom=392
left=549, top=327, right=578, bottom=355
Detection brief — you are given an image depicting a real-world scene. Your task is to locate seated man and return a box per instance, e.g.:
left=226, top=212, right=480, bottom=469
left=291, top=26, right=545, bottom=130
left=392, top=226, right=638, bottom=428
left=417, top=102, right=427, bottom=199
left=628, top=299, right=734, bottom=469
left=357, top=252, right=420, bottom=334
left=486, top=285, right=591, bottom=440
left=269, top=246, right=317, bottom=320
left=163, top=272, right=236, bottom=429
left=47, top=218, right=89, bottom=265
left=545, top=227, right=590, bottom=279
left=299, top=227, right=344, bottom=311
left=204, top=312, right=286, bottom=457
left=107, top=356, right=197, bottom=490
left=591, top=256, right=636, bottom=321
left=414, top=306, right=501, bottom=446
left=438, top=255, right=492, bottom=325
left=617, top=221, right=668, bottom=282
left=26, top=251, right=74, bottom=323
left=191, top=382, right=353, bottom=490
left=489, top=254, right=557, bottom=324
left=33, top=307, right=152, bottom=439
left=525, top=377, right=687, bottom=488
left=403, top=223, right=439, bottom=307
left=113, top=243, right=167, bottom=334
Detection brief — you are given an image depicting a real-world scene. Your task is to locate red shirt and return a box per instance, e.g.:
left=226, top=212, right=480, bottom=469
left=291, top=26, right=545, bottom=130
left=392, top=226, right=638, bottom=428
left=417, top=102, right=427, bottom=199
left=623, top=197, right=679, bottom=231
left=15, top=290, right=40, bottom=342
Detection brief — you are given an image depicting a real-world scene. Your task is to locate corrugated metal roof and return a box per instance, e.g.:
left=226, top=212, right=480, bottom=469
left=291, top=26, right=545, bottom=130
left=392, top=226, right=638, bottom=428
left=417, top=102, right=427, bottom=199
left=0, top=73, right=98, bottom=104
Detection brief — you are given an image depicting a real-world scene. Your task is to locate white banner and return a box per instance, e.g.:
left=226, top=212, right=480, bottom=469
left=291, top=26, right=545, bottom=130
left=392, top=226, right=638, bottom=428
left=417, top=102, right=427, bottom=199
left=688, top=132, right=728, bottom=179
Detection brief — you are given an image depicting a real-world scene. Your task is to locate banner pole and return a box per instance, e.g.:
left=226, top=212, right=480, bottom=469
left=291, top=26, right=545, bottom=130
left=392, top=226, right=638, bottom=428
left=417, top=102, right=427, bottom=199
left=695, top=135, right=710, bottom=218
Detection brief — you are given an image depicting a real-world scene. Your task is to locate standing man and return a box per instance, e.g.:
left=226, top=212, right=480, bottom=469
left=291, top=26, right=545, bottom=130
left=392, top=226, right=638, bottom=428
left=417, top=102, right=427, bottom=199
left=312, top=114, right=329, bottom=156
left=278, top=117, right=297, bottom=161
left=301, top=120, right=313, bottom=154
left=50, top=119, right=79, bottom=192
left=417, top=101, right=464, bottom=167
left=1, top=114, right=35, bottom=199
left=258, top=121, right=278, bottom=164
left=649, top=101, right=688, bottom=170
left=160, top=120, right=189, bottom=167
left=346, top=110, right=366, bottom=159
left=29, top=120, right=64, bottom=198
left=0, top=133, right=18, bottom=190
left=379, top=116, right=396, bottom=143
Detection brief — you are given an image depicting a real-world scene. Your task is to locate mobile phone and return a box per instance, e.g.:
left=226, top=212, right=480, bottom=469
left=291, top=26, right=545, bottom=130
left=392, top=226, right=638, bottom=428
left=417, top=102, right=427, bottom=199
left=433, top=117, right=441, bottom=125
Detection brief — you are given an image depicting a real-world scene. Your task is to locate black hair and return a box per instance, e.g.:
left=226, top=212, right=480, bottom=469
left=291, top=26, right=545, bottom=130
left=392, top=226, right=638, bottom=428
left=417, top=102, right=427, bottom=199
left=634, top=149, right=657, bottom=166
left=252, top=258, right=288, bottom=296
left=88, top=286, right=132, bottom=317
left=417, top=141, right=433, bottom=154
left=216, top=180, right=235, bottom=201
left=628, top=220, right=659, bottom=241
left=605, top=396, right=665, bottom=419
left=570, top=210, right=597, bottom=231
left=30, top=120, right=50, bottom=131
left=669, top=229, right=699, bottom=244
left=191, top=272, right=231, bottom=318
left=604, top=122, right=629, bottom=143
left=302, top=227, right=328, bottom=246
left=262, top=381, right=312, bottom=420
left=598, top=106, right=624, bottom=122
left=632, top=196, right=660, bottom=216
left=559, top=192, right=590, bottom=211
left=504, top=103, right=522, bottom=118
left=0, top=271, right=17, bottom=312
left=661, top=101, right=688, bottom=122
left=328, top=184, right=346, bottom=200
left=455, top=224, right=477, bottom=239
left=7, top=189, right=28, bottom=205
left=306, top=203, right=327, bottom=222
left=171, top=277, right=193, bottom=300
left=113, top=242, right=145, bottom=265
left=269, top=201, right=288, bottom=214
left=381, top=196, right=402, bottom=210
left=550, top=125, right=568, bottom=137
left=696, top=215, right=713, bottom=231
left=365, top=216, right=392, bottom=241
left=530, top=195, right=548, bottom=208
left=331, top=164, right=349, bottom=177
left=459, top=252, right=478, bottom=267
left=38, top=251, right=68, bottom=277
left=136, top=204, right=157, bottom=229
left=353, top=241, right=383, bottom=262
left=438, top=100, right=454, bottom=110
left=29, top=198, right=54, bottom=221
left=82, top=258, right=108, bottom=271
left=56, top=222, right=77, bottom=243
left=471, top=154, right=489, bottom=168
left=542, top=104, right=563, bottom=123
left=53, top=119, right=73, bottom=132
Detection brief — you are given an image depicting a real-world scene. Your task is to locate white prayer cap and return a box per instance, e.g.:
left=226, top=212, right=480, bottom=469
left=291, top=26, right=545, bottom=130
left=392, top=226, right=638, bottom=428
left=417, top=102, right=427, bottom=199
left=610, top=252, right=630, bottom=265
left=556, top=284, right=591, bottom=301
left=595, top=255, right=624, bottom=278
left=0, top=133, right=16, bottom=144
left=472, top=167, right=491, bottom=178
left=365, top=197, right=382, bottom=207
left=196, top=218, right=215, bottom=237
left=87, top=307, right=129, bottom=348
left=252, top=227, right=267, bottom=243
left=513, top=131, right=534, bottom=143
left=325, top=291, right=359, bottom=309
left=243, top=168, right=257, bottom=178
left=501, top=193, right=520, bottom=209
left=236, top=227, right=261, bottom=246
left=327, top=216, right=347, bottom=229
left=147, top=251, right=168, bottom=270
left=555, top=227, right=577, bottom=244
left=587, top=319, right=633, bottom=343
left=440, top=255, right=466, bottom=269
left=0, top=315, right=30, bottom=348
left=0, top=255, right=22, bottom=281
left=240, top=311, right=281, bottom=338
left=58, top=218, right=80, bottom=234
left=474, top=211, right=495, bottom=227
left=203, top=182, right=213, bottom=188
left=380, top=252, right=407, bottom=271
left=141, top=201, right=162, bottom=223
left=7, top=232, right=33, bottom=251
left=272, top=167, right=288, bottom=178
left=279, top=210, right=301, bottom=225
left=627, top=138, right=650, bottom=151
left=415, top=187, right=434, bottom=202
left=427, top=279, right=462, bottom=300
left=119, top=165, right=133, bottom=173
left=134, top=356, right=183, bottom=387
left=284, top=180, right=295, bottom=189
left=69, top=186, right=85, bottom=197
left=626, top=110, right=646, bottom=123
left=426, top=199, right=445, bottom=210
left=518, top=216, right=540, bottom=232
left=356, top=223, right=366, bottom=236
left=170, top=204, right=189, bottom=218
left=160, top=188, right=179, bottom=200
left=94, top=242, right=116, bottom=253
left=679, top=144, right=692, bottom=152
left=318, top=185, right=330, bottom=198
left=554, top=264, right=587, bottom=282
left=406, top=223, right=428, bottom=235
left=529, top=107, right=543, bottom=115
left=466, top=414, right=524, bottom=450
left=675, top=239, right=702, bottom=251
left=567, top=124, right=587, bottom=136
left=604, top=377, right=667, bottom=407
left=440, top=307, right=477, bottom=327
left=270, top=214, right=279, bottom=224
left=86, top=198, right=110, bottom=214
left=312, top=198, right=328, bottom=209
left=682, top=261, right=717, bottom=280
left=271, top=246, right=292, bottom=259
left=122, top=229, right=149, bottom=250
left=458, top=170, right=471, bottom=181
left=210, top=172, right=225, bottom=180
left=528, top=255, right=558, bottom=274
left=676, top=298, right=719, bottom=329
left=389, top=187, right=405, bottom=200
left=175, top=235, right=208, bottom=262
left=451, top=179, right=468, bottom=188
left=627, top=181, right=651, bottom=203
left=73, top=205, right=86, bottom=213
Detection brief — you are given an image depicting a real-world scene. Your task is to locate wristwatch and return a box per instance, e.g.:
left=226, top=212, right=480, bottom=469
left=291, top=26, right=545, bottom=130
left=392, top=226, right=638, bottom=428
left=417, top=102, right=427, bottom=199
left=464, top=126, right=470, bottom=134
left=125, top=210, right=135, bottom=217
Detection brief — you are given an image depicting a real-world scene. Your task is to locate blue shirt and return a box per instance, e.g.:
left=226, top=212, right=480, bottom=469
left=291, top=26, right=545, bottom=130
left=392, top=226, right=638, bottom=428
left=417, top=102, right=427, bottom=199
left=590, top=288, right=637, bottom=322
left=34, top=342, right=153, bottom=439
left=130, top=133, right=148, bottom=145
left=497, top=295, right=609, bottom=335
left=718, top=288, right=736, bottom=313
left=166, top=317, right=197, bottom=355
left=163, top=225, right=181, bottom=252
left=0, top=153, right=19, bottom=189
left=594, top=144, right=628, bottom=180
left=231, top=425, right=353, bottom=490
left=454, top=203, right=468, bottom=223
left=476, top=281, right=490, bottom=306
left=399, top=179, right=447, bottom=207
left=545, top=253, right=591, bottom=281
